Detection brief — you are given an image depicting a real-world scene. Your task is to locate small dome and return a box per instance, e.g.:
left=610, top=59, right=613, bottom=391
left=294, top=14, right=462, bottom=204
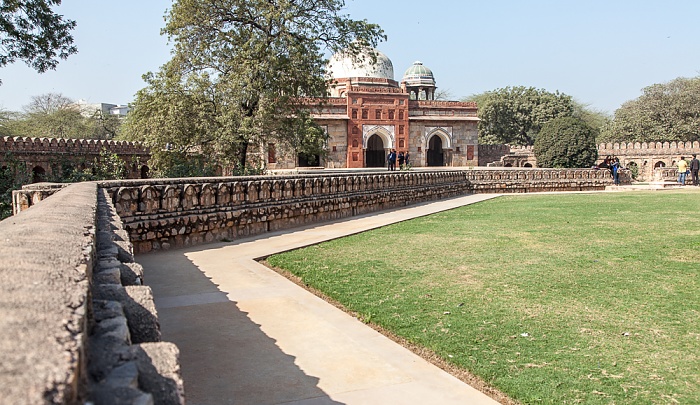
left=402, top=61, right=436, bottom=87
left=327, top=47, right=394, bottom=80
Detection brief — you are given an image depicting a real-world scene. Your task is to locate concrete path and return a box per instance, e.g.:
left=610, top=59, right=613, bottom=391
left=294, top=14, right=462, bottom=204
left=137, top=194, right=502, bottom=405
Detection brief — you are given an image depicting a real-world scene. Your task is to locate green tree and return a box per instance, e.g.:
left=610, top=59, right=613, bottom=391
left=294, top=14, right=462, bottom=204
left=0, top=0, right=77, bottom=83
left=599, top=76, right=700, bottom=143
left=8, top=93, right=88, bottom=137
left=465, top=86, right=575, bottom=146
left=3, top=93, right=122, bottom=139
left=572, top=100, right=610, bottom=140
left=533, top=116, right=598, bottom=168
left=123, top=0, right=384, bottom=175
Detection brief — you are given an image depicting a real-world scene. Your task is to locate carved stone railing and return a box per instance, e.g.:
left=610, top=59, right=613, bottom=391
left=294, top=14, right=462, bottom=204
left=92, top=169, right=617, bottom=254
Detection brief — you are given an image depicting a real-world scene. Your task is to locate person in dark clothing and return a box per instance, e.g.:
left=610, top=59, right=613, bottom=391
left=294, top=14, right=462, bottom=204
left=612, top=158, right=621, bottom=185
left=387, top=149, right=396, bottom=171
left=404, top=151, right=410, bottom=167
left=691, top=154, right=700, bottom=186
left=397, top=151, right=405, bottom=168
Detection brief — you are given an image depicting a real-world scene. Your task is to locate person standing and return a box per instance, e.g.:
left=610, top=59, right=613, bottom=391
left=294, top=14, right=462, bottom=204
left=397, top=151, right=405, bottom=169
left=387, top=149, right=396, bottom=171
left=690, top=154, right=700, bottom=186
left=405, top=151, right=410, bottom=167
left=677, top=156, right=689, bottom=185
left=612, top=158, right=621, bottom=185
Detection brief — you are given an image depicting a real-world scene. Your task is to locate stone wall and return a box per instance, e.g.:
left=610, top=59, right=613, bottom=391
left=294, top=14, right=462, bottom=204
left=480, top=142, right=700, bottom=181
left=478, top=144, right=511, bottom=166
left=0, top=182, right=183, bottom=404
left=96, top=169, right=619, bottom=254
left=0, top=136, right=151, bottom=181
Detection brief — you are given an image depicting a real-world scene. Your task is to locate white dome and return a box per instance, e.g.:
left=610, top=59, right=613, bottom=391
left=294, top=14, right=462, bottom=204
left=327, top=47, right=394, bottom=80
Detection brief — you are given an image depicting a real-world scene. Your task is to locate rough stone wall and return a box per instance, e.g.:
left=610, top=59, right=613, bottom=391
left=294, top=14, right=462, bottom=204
left=478, top=142, right=700, bottom=181
left=97, top=169, right=618, bottom=254
left=597, top=141, right=700, bottom=181
left=0, top=182, right=183, bottom=404
left=0, top=136, right=151, bottom=181
left=478, top=144, right=511, bottom=166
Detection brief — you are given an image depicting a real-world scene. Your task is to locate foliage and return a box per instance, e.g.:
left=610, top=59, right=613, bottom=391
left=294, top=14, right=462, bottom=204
left=123, top=0, right=384, bottom=175
left=2, top=93, right=123, bottom=139
left=283, top=116, right=328, bottom=167
left=0, top=152, right=30, bottom=218
left=0, top=0, right=76, bottom=83
left=533, top=116, right=598, bottom=168
left=268, top=191, right=700, bottom=404
left=599, top=76, right=700, bottom=143
left=465, top=86, right=575, bottom=146
left=572, top=100, right=610, bottom=140
left=0, top=149, right=127, bottom=219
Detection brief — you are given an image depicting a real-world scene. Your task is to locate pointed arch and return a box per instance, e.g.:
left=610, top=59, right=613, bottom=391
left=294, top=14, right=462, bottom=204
left=362, top=125, right=395, bottom=149
left=423, top=127, right=453, bottom=150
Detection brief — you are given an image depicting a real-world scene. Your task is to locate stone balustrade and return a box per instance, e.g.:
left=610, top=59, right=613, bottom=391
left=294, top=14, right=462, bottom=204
left=89, top=168, right=619, bottom=254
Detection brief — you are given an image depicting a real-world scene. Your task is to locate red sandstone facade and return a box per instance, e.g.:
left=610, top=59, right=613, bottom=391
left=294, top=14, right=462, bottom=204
left=268, top=48, right=480, bottom=169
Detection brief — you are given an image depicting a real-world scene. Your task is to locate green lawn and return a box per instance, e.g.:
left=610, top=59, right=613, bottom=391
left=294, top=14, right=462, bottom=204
left=266, top=190, right=700, bottom=404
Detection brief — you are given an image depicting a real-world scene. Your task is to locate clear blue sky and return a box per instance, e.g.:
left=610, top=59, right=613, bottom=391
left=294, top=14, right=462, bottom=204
left=1, top=0, right=699, bottom=114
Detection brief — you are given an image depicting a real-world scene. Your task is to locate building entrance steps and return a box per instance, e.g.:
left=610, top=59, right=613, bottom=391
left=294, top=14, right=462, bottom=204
left=137, top=194, right=502, bottom=405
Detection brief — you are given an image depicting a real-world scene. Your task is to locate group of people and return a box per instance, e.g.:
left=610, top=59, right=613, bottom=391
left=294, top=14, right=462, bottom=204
left=598, top=155, right=622, bottom=185
left=677, top=155, right=700, bottom=186
left=387, top=149, right=410, bottom=171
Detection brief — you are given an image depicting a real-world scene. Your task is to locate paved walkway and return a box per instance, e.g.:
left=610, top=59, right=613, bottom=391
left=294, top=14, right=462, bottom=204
left=137, top=194, right=502, bottom=405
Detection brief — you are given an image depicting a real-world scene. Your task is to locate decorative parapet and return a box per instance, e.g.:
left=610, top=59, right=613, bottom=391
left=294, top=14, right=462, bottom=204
left=409, top=100, right=478, bottom=108
left=597, top=141, right=700, bottom=154
left=89, top=169, right=616, bottom=254
left=0, top=136, right=150, bottom=156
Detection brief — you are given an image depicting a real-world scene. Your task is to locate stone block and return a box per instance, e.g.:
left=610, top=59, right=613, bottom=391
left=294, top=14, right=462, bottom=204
left=127, top=343, right=185, bottom=405
left=93, top=285, right=161, bottom=344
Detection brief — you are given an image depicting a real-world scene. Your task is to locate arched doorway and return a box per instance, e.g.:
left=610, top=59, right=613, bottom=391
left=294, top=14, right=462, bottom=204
left=365, top=134, right=385, bottom=167
left=32, top=166, right=46, bottom=183
left=298, top=153, right=321, bottom=167
left=140, top=165, right=150, bottom=179
left=654, top=161, right=666, bottom=169
left=427, top=136, right=444, bottom=167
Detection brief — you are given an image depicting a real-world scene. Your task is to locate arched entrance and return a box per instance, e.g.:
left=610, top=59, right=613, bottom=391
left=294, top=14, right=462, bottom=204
left=365, top=134, right=385, bottom=167
left=32, top=166, right=46, bottom=183
left=427, top=136, right=444, bottom=167
left=298, top=153, right=321, bottom=167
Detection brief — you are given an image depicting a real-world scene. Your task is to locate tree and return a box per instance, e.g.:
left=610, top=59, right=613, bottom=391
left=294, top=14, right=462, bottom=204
left=0, top=0, right=77, bottom=83
left=599, top=76, right=700, bottom=143
left=3, top=93, right=123, bottom=139
left=122, top=0, right=384, bottom=175
left=23, top=92, right=72, bottom=114
left=572, top=100, right=610, bottom=140
left=434, top=88, right=454, bottom=101
left=533, top=116, right=598, bottom=168
left=464, top=86, right=575, bottom=146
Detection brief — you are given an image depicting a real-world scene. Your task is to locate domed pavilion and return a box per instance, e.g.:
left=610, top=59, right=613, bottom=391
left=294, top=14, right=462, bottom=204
left=270, top=46, right=479, bottom=169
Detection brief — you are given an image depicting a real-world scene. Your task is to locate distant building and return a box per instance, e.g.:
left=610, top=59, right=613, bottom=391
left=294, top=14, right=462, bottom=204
left=74, top=100, right=130, bottom=118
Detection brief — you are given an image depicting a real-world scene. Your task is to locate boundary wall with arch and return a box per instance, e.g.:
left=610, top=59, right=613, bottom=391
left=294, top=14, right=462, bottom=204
left=0, top=136, right=151, bottom=181
left=479, top=142, right=700, bottom=181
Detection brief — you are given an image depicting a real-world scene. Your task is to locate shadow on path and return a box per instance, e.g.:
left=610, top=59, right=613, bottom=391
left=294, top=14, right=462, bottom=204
left=138, top=251, right=344, bottom=405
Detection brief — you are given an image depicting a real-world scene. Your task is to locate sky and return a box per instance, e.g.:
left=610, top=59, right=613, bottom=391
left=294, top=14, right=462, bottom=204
left=1, top=0, right=699, bottom=114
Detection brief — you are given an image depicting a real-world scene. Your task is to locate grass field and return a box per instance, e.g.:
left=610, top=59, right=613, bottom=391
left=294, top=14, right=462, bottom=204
left=266, top=190, right=700, bottom=404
